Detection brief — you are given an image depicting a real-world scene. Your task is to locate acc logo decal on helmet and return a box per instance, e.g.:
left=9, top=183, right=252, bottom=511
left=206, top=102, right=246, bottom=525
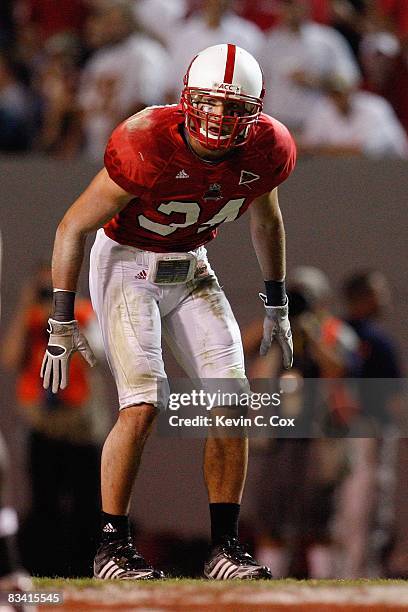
left=216, top=83, right=241, bottom=93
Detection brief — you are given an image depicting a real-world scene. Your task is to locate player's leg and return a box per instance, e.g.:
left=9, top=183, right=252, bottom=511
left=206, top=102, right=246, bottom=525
left=163, top=271, right=271, bottom=579
left=101, top=404, right=156, bottom=516
left=89, top=231, right=166, bottom=579
left=163, top=276, right=248, bottom=500
left=95, top=403, right=165, bottom=580
left=204, top=430, right=248, bottom=504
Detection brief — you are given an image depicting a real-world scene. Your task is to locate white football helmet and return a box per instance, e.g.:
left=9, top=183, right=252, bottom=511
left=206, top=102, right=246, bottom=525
left=181, top=44, right=264, bottom=150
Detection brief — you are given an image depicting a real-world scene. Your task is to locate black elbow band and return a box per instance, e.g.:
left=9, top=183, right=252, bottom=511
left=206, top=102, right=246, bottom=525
left=264, top=280, right=286, bottom=306
left=52, top=291, right=76, bottom=322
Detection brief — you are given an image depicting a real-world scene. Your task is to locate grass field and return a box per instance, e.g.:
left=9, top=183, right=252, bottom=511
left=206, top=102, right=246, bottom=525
left=30, top=578, right=408, bottom=611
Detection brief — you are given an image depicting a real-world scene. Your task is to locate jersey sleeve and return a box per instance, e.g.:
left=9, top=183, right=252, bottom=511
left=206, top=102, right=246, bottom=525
left=267, top=119, right=297, bottom=187
left=104, top=120, right=146, bottom=196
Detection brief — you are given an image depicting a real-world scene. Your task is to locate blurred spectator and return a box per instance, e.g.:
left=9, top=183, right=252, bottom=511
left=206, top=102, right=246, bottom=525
left=17, top=0, right=89, bottom=43
left=244, top=267, right=359, bottom=578
left=133, top=0, right=187, bottom=47
left=166, top=0, right=264, bottom=101
left=359, top=1, right=408, bottom=136
left=235, top=0, right=332, bottom=32
left=299, top=74, right=408, bottom=158
left=78, top=0, right=170, bottom=161
left=342, top=271, right=401, bottom=380
left=387, top=438, right=408, bottom=578
left=334, top=270, right=404, bottom=577
left=328, top=0, right=369, bottom=59
left=0, top=230, right=32, bottom=592
left=11, top=0, right=88, bottom=83
left=360, top=30, right=401, bottom=92
left=1, top=264, right=111, bottom=577
left=374, top=0, right=408, bottom=40
left=377, top=48, right=408, bottom=138
left=33, top=33, right=83, bottom=157
left=0, top=52, right=34, bottom=152
left=0, top=426, right=32, bottom=592
left=261, top=0, right=360, bottom=134
left=360, top=22, right=408, bottom=137
left=234, top=0, right=285, bottom=32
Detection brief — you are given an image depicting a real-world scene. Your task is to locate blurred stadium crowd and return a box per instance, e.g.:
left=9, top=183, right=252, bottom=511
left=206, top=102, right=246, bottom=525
left=243, top=267, right=406, bottom=580
left=0, top=0, right=407, bottom=584
left=0, top=0, right=408, bottom=159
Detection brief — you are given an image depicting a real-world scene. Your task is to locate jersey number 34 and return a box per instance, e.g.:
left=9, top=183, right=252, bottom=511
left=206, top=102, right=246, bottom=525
left=138, top=198, right=246, bottom=236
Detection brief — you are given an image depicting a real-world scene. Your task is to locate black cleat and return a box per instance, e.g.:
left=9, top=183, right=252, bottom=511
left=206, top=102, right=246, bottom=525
left=204, top=537, right=273, bottom=580
left=93, top=537, right=164, bottom=580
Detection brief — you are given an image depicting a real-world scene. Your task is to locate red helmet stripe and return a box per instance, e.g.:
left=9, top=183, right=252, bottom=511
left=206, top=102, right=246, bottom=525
left=223, top=44, right=236, bottom=84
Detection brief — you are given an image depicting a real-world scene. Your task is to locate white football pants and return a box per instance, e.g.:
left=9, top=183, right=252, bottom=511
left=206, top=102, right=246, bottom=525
left=89, top=230, right=247, bottom=410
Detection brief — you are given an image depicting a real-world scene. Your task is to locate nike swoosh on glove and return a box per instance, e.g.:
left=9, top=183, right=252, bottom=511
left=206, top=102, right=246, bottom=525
left=259, top=294, right=293, bottom=369
left=40, top=319, right=96, bottom=393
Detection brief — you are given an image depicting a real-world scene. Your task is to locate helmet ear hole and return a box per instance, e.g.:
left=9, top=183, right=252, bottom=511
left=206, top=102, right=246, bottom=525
left=181, top=44, right=264, bottom=150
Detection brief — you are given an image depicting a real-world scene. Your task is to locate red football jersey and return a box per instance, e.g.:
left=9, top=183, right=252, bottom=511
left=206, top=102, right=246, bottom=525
left=104, top=104, right=296, bottom=252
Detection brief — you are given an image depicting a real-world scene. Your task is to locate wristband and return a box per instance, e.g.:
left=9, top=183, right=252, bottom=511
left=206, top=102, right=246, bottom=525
left=52, top=290, right=76, bottom=322
left=264, top=280, right=286, bottom=306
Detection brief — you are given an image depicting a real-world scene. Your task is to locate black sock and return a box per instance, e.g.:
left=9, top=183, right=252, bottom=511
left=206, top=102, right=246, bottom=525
left=101, top=512, right=130, bottom=543
left=210, top=503, right=240, bottom=546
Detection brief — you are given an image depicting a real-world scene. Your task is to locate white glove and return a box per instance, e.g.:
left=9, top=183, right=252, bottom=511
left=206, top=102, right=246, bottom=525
left=259, top=294, right=293, bottom=369
left=40, top=319, right=96, bottom=393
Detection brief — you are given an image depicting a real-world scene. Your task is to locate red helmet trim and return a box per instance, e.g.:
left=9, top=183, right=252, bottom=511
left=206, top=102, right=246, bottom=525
left=223, top=44, right=236, bottom=83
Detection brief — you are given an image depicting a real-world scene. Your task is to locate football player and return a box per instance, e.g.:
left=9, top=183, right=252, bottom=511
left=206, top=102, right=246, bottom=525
left=41, top=44, right=296, bottom=580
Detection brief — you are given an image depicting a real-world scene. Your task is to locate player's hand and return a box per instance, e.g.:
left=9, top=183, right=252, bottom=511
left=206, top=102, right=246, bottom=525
left=40, top=319, right=96, bottom=393
left=259, top=294, right=293, bottom=369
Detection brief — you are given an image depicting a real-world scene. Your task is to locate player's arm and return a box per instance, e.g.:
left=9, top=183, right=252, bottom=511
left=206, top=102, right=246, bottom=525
left=249, top=187, right=285, bottom=282
left=41, top=169, right=134, bottom=393
left=249, top=188, right=293, bottom=369
left=52, top=168, right=133, bottom=291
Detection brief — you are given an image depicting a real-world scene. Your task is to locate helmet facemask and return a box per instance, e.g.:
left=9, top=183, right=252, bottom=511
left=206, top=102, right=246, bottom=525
left=182, top=87, right=262, bottom=150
